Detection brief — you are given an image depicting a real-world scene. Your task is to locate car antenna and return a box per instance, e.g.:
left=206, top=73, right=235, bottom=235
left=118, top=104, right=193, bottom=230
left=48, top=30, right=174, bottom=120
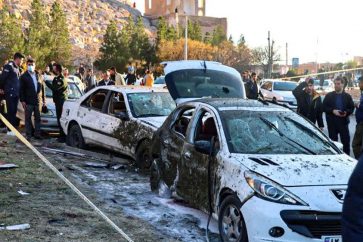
left=203, top=60, right=207, bottom=73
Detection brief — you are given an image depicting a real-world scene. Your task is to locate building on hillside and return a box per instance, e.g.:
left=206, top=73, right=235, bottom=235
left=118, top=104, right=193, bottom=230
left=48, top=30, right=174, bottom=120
left=144, top=0, right=227, bottom=40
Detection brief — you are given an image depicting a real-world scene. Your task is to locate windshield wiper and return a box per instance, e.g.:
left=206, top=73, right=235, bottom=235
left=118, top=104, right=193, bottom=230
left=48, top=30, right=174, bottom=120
left=136, top=114, right=165, bottom=118
left=260, top=117, right=316, bottom=155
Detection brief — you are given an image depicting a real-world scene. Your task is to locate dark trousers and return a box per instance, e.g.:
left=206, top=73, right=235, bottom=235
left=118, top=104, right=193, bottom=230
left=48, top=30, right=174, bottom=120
left=353, top=122, right=363, bottom=159
left=25, top=104, right=40, bottom=138
left=327, top=119, right=350, bottom=155
left=55, top=100, right=65, bottom=137
left=5, top=95, right=19, bottom=129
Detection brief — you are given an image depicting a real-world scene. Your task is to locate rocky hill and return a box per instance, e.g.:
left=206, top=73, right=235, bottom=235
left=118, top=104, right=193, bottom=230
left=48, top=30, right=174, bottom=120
left=1, top=0, right=155, bottom=65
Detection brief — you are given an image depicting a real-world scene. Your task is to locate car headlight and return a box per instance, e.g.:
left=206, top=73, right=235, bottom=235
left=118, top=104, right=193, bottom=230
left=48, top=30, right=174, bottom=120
left=244, top=171, right=308, bottom=206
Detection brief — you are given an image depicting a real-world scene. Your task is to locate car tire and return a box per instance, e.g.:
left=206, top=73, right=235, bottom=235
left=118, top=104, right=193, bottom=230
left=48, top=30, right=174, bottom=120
left=272, top=97, right=277, bottom=103
left=68, top=124, right=86, bottom=149
left=218, top=195, right=248, bottom=242
left=150, top=159, right=161, bottom=193
left=136, top=139, right=151, bottom=169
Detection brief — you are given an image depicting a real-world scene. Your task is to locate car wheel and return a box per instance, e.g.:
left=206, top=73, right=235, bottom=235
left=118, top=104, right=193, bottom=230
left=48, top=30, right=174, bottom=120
left=219, top=195, right=248, bottom=242
left=136, top=139, right=151, bottom=169
left=69, top=124, right=86, bottom=149
left=272, top=97, right=277, bottom=103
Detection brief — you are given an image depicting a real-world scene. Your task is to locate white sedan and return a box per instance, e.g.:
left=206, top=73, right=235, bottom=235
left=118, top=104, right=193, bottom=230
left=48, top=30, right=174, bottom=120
left=60, top=86, right=176, bottom=168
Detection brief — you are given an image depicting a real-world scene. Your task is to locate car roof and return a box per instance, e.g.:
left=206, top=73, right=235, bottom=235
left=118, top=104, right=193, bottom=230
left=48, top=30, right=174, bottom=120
left=186, top=98, right=290, bottom=111
left=162, top=60, right=239, bottom=76
left=93, top=85, right=169, bottom=94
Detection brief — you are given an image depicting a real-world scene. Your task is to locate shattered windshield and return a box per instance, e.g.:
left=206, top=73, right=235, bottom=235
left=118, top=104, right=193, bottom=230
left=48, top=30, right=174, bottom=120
left=220, top=110, right=338, bottom=155
left=165, top=69, right=244, bottom=99
left=127, top=92, right=176, bottom=118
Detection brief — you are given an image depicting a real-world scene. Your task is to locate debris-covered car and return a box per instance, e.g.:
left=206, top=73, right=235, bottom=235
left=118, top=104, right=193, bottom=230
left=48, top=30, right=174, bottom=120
left=150, top=98, right=356, bottom=242
left=60, top=86, right=176, bottom=168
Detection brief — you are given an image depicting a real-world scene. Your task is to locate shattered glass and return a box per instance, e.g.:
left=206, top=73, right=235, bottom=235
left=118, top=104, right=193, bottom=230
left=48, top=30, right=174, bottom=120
left=127, top=92, right=176, bottom=118
left=221, top=111, right=337, bottom=155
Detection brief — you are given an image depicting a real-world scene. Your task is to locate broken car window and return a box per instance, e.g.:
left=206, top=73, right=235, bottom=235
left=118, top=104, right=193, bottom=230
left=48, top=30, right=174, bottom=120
left=81, top=89, right=108, bottom=111
left=172, top=108, right=195, bottom=138
left=127, top=92, right=176, bottom=118
left=108, top=92, right=127, bottom=116
left=165, top=69, right=244, bottom=99
left=221, top=110, right=337, bottom=155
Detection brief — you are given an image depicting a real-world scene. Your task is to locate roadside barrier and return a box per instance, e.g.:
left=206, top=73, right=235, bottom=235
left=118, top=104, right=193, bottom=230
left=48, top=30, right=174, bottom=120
left=0, top=113, right=134, bottom=242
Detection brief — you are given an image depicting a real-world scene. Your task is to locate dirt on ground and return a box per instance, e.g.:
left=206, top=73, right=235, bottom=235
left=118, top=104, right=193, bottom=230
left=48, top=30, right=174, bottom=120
left=0, top=134, right=172, bottom=242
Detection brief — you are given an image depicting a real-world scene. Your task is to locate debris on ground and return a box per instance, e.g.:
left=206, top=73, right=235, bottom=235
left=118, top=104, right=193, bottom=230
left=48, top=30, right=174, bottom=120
left=17, top=190, right=30, bottom=196
left=84, top=162, right=108, bottom=168
left=0, top=224, right=30, bottom=231
left=0, top=162, right=18, bottom=170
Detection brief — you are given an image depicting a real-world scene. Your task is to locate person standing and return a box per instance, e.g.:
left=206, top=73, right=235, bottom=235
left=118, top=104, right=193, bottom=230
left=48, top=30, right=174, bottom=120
left=46, top=64, right=68, bottom=142
left=143, top=70, right=154, bottom=87
left=245, top=72, right=262, bottom=100
left=84, top=68, right=96, bottom=92
left=352, top=77, right=363, bottom=159
left=19, top=58, right=45, bottom=140
left=125, top=63, right=137, bottom=85
left=109, top=67, right=125, bottom=86
left=323, top=77, right=354, bottom=154
left=0, top=52, right=25, bottom=135
left=293, top=77, right=324, bottom=130
left=98, top=71, right=115, bottom=86
left=242, top=71, right=250, bottom=83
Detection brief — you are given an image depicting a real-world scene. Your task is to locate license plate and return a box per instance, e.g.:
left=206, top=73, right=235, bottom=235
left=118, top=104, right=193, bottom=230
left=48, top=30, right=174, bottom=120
left=321, top=236, right=342, bottom=242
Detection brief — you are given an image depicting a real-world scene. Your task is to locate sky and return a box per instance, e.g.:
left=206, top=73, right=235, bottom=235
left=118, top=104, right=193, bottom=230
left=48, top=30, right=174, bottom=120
left=134, top=0, right=363, bottom=64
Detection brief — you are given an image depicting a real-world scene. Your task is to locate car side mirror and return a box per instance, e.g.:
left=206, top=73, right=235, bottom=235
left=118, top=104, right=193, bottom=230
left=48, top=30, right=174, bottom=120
left=116, top=112, right=130, bottom=121
left=195, top=140, right=212, bottom=155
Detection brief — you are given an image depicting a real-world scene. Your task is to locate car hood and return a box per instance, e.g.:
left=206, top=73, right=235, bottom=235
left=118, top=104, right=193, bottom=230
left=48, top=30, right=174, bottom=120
left=138, top=116, right=167, bottom=129
left=231, top=154, right=356, bottom=186
left=273, top=91, right=295, bottom=99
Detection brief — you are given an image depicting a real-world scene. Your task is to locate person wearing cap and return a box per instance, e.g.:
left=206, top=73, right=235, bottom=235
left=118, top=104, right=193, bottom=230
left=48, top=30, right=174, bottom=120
left=0, top=52, right=25, bottom=135
left=46, top=63, right=68, bottom=142
left=323, top=76, right=355, bottom=155
left=352, top=77, right=363, bottom=158
left=293, top=77, right=324, bottom=130
left=19, top=58, right=46, bottom=140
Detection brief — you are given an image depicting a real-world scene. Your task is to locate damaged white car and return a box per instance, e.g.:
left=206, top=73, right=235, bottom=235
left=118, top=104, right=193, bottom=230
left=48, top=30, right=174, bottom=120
left=60, top=86, right=176, bottom=168
left=150, top=98, right=356, bottom=242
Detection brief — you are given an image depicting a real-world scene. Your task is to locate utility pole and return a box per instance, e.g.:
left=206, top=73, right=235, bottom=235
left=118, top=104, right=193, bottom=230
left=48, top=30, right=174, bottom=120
left=285, top=42, right=288, bottom=68
left=184, top=15, right=188, bottom=60
left=175, top=8, right=179, bottom=37
left=267, top=31, right=274, bottom=78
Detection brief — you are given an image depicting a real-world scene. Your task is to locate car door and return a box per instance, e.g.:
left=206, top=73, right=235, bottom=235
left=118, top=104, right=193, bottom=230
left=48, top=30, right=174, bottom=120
left=159, top=106, right=196, bottom=188
left=77, top=89, right=110, bottom=144
left=177, top=107, right=220, bottom=209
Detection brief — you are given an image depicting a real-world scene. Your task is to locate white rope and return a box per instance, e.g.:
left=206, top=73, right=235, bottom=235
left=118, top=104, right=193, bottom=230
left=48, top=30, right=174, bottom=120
left=0, top=113, right=133, bottom=242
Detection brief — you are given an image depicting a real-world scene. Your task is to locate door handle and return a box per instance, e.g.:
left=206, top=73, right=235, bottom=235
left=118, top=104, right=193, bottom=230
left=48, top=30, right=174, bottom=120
left=183, top=151, right=191, bottom=160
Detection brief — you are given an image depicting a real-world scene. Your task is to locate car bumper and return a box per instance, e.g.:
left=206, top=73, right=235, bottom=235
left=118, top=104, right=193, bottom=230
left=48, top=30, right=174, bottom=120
left=241, top=196, right=341, bottom=242
left=40, top=116, right=59, bottom=132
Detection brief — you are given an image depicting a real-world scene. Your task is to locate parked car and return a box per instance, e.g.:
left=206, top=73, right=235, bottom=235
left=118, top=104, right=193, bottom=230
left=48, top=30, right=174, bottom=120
left=260, top=80, right=298, bottom=110
left=60, top=86, right=176, bottom=168
left=314, top=79, right=334, bottom=93
left=68, top=75, right=85, bottom=92
left=17, top=75, right=83, bottom=132
left=150, top=98, right=354, bottom=242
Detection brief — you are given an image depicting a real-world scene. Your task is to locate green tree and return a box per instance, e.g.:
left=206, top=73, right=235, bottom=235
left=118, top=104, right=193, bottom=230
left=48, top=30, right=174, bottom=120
left=47, top=2, right=71, bottom=66
left=188, top=20, right=202, bottom=41
left=0, top=8, right=25, bottom=63
left=96, top=21, right=121, bottom=70
left=209, top=25, right=226, bottom=46
left=26, top=0, right=51, bottom=68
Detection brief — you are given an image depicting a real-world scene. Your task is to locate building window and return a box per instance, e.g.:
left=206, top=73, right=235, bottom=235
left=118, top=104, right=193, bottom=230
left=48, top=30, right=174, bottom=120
left=149, top=0, right=152, bottom=9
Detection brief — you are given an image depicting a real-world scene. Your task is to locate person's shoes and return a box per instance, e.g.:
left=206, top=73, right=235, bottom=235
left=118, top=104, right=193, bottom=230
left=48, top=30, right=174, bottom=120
left=57, top=137, right=66, bottom=143
left=6, top=131, right=16, bottom=136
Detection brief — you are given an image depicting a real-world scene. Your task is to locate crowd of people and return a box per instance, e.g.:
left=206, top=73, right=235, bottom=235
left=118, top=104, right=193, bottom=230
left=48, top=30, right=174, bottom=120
left=0, top=52, right=156, bottom=142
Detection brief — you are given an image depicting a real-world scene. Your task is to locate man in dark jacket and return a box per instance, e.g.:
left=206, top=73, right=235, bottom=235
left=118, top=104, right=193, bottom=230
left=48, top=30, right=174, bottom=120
left=323, top=77, right=354, bottom=154
left=19, top=58, right=45, bottom=140
left=0, top=52, right=24, bottom=135
left=352, top=77, right=363, bottom=158
left=98, top=70, right=115, bottom=86
left=293, top=78, right=324, bottom=130
left=46, top=64, right=68, bottom=142
left=245, top=72, right=263, bottom=100
left=342, top=155, right=363, bottom=242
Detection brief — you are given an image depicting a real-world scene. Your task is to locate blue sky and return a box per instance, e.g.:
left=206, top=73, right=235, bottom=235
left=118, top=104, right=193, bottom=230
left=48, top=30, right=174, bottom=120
left=134, top=0, right=363, bottom=64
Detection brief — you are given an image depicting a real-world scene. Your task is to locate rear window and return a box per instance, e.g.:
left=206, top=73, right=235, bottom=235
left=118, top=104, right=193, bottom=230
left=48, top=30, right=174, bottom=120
left=165, top=69, right=244, bottom=99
